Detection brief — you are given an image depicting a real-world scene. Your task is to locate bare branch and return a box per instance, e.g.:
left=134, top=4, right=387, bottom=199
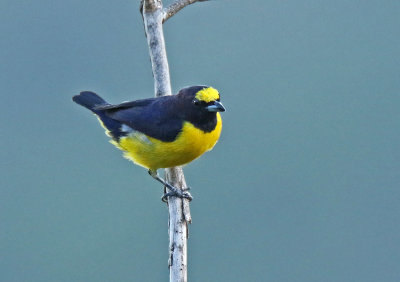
left=142, top=1, right=172, bottom=97
left=166, top=166, right=192, bottom=224
left=142, top=1, right=192, bottom=281
left=163, top=0, right=208, bottom=23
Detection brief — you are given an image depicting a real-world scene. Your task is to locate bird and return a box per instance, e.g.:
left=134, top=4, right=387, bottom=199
left=72, top=85, right=225, bottom=201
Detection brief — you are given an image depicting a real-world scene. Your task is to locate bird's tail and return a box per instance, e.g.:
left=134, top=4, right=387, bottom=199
left=73, top=91, right=124, bottom=140
left=72, top=91, right=108, bottom=112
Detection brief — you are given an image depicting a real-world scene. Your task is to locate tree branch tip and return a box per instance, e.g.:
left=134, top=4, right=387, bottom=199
left=163, top=0, right=210, bottom=23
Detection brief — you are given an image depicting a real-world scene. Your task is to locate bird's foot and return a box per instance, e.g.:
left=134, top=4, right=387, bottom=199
left=148, top=170, right=193, bottom=203
left=162, top=186, right=192, bottom=203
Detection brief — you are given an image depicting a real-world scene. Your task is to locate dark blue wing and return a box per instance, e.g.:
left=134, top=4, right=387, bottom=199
left=102, top=96, right=183, bottom=142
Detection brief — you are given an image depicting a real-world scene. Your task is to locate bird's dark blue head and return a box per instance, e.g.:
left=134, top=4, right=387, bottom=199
left=177, top=85, right=225, bottom=113
left=175, top=86, right=225, bottom=133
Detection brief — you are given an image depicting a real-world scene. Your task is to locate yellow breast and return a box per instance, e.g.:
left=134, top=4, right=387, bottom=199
left=113, top=113, right=222, bottom=170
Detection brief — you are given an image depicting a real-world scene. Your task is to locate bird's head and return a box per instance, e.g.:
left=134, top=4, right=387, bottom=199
left=178, top=85, right=226, bottom=113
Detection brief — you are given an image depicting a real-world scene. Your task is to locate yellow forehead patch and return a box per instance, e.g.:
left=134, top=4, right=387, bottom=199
left=195, top=87, right=220, bottom=103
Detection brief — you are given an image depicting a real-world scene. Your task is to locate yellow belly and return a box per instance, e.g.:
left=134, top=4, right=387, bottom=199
left=112, top=113, right=222, bottom=170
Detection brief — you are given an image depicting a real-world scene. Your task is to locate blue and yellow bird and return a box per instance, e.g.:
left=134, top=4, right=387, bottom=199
left=73, top=86, right=225, bottom=200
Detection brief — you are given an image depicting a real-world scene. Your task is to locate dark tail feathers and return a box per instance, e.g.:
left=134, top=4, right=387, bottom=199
left=73, top=91, right=126, bottom=140
left=73, top=91, right=107, bottom=111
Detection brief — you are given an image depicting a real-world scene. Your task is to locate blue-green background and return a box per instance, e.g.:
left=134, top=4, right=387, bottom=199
left=1, top=0, right=399, bottom=281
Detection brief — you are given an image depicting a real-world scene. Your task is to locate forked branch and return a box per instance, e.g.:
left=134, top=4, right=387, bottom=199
left=163, top=0, right=209, bottom=23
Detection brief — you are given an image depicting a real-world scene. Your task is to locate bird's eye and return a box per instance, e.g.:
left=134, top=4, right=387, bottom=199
left=193, top=100, right=200, bottom=106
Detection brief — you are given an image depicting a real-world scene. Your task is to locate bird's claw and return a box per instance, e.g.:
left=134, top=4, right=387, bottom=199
left=148, top=170, right=193, bottom=203
left=162, top=187, right=193, bottom=203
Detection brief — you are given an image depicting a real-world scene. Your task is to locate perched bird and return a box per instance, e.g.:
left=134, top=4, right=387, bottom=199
left=72, top=85, right=225, bottom=201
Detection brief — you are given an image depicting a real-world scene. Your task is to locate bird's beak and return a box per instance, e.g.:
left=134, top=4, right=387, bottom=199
left=206, top=101, right=226, bottom=112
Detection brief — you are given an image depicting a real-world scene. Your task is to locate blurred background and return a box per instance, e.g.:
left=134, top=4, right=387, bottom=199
left=1, top=0, right=399, bottom=281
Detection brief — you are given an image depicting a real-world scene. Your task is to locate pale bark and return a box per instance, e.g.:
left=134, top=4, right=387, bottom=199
left=163, top=0, right=209, bottom=23
left=141, top=0, right=207, bottom=281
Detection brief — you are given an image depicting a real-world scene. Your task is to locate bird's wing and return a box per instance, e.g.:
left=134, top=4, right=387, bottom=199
left=99, top=97, right=183, bottom=142
left=94, top=98, right=154, bottom=110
